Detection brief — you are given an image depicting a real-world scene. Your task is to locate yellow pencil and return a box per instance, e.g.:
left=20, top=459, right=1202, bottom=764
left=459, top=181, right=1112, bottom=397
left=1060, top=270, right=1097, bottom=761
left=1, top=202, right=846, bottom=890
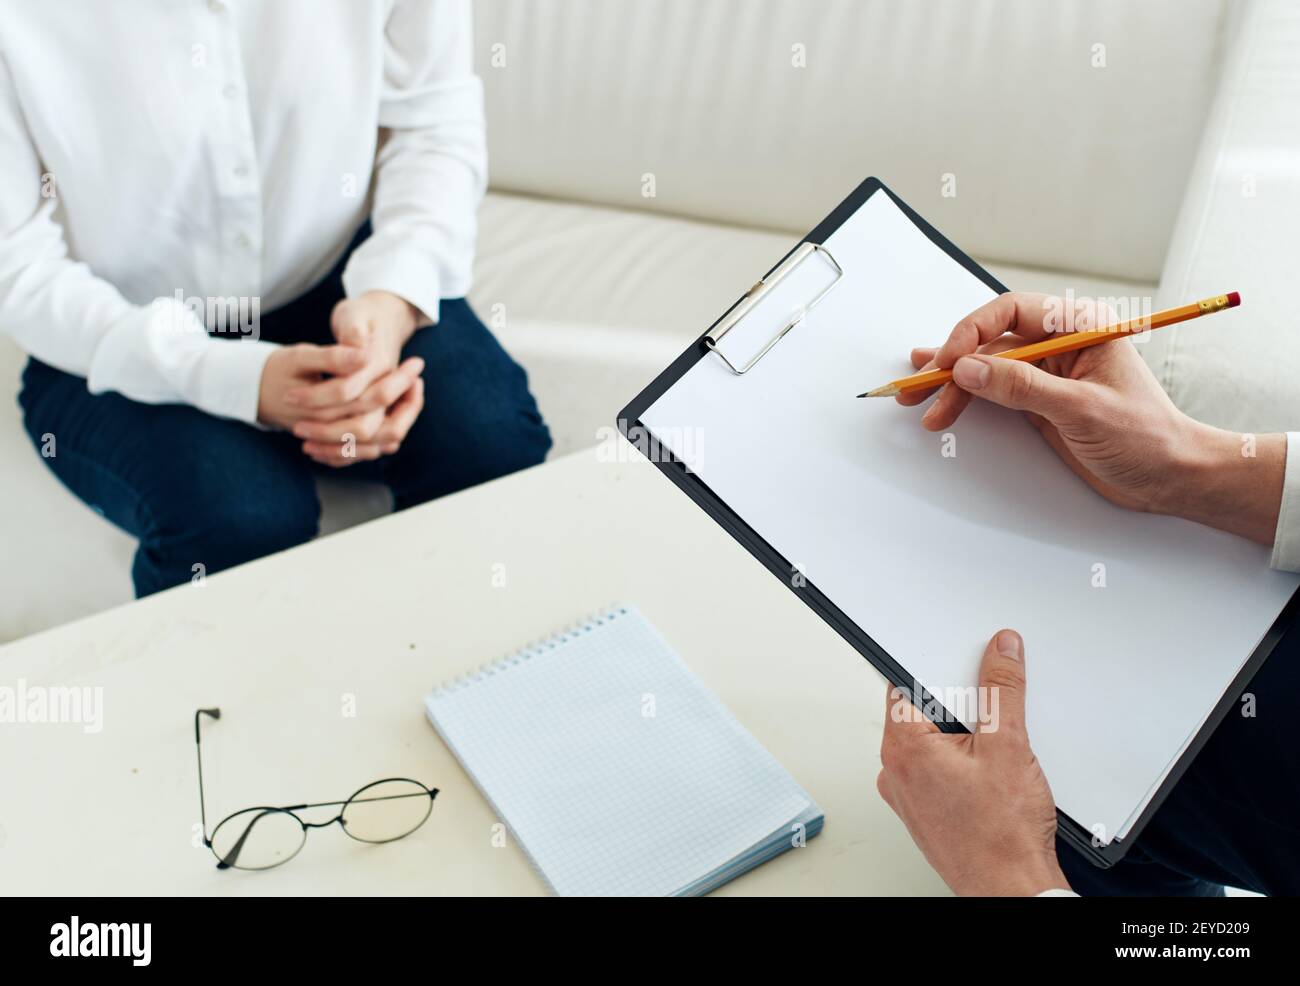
left=858, top=292, right=1241, bottom=399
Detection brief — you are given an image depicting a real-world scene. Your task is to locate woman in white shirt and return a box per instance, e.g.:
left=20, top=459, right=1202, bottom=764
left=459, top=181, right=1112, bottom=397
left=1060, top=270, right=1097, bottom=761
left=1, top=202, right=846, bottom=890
left=1, top=0, right=550, bottom=595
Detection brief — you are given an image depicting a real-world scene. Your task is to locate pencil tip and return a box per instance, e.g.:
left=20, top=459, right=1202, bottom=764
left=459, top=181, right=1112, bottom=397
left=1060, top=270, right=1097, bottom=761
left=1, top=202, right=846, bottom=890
left=860, top=385, right=899, bottom=398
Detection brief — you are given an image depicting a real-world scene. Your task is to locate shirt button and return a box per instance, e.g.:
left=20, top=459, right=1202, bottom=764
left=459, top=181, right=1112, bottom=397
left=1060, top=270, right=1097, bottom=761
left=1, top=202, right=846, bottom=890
left=233, top=165, right=249, bottom=178
left=235, top=232, right=252, bottom=249
left=209, top=0, right=226, bottom=12
left=222, top=84, right=238, bottom=99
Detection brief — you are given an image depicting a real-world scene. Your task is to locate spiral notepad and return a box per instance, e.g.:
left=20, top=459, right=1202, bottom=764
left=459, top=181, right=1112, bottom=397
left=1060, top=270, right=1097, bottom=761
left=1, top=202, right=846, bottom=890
left=424, top=605, right=823, bottom=896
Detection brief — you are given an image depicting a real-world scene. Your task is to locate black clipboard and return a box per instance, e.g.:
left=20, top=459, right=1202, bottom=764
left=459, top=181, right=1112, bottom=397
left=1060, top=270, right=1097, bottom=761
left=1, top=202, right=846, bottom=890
left=617, top=175, right=1300, bottom=869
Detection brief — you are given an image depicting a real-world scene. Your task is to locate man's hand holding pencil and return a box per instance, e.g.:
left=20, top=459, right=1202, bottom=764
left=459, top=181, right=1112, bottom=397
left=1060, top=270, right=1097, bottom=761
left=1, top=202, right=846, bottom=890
left=889, top=292, right=1285, bottom=546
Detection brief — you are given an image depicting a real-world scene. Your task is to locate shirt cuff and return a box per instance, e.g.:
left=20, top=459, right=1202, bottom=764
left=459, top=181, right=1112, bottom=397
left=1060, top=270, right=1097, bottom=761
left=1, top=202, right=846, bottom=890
left=341, top=248, right=442, bottom=328
left=191, top=336, right=278, bottom=424
left=1270, top=432, right=1300, bottom=573
left=86, top=297, right=277, bottom=425
left=1036, top=888, right=1079, bottom=897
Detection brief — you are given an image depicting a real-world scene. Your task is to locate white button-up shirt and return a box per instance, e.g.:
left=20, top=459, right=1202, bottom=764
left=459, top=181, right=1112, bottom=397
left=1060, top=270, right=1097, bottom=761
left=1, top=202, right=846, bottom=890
left=0, top=0, right=485, bottom=423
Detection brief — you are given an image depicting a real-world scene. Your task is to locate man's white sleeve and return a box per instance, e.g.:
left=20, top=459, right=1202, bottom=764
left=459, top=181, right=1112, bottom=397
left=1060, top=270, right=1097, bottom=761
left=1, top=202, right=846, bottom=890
left=1271, top=433, right=1300, bottom=573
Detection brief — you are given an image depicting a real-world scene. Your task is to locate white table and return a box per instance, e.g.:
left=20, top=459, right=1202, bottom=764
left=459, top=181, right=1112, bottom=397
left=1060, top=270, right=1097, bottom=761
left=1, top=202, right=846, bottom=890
left=0, top=447, right=946, bottom=895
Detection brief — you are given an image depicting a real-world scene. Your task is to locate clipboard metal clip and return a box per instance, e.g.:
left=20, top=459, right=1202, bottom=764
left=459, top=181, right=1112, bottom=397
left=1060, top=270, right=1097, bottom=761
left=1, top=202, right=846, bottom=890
left=704, top=241, right=843, bottom=375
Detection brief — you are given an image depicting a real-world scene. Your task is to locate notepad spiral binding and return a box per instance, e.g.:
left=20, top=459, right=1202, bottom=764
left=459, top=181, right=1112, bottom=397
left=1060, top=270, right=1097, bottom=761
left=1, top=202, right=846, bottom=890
left=429, top=605, right=632, bottom=697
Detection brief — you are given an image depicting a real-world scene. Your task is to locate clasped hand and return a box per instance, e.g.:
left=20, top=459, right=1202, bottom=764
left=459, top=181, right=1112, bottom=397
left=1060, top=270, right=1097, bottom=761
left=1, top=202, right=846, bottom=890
left=257, top=291, right=426, bottom=467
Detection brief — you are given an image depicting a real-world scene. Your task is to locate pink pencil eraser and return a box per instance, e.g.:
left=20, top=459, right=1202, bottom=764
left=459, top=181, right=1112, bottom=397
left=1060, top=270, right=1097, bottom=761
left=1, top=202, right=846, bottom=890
left=1227, top=291, right=1241, bottom=307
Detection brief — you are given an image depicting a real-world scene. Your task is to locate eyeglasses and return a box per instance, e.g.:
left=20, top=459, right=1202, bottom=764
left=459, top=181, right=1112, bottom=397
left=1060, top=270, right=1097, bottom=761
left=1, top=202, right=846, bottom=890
left=195, top=707, right=439, bottom=871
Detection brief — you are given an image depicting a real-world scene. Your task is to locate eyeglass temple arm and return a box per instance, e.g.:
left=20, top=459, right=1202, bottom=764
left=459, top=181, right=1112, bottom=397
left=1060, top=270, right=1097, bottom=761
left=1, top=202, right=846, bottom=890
left=284, top=788, right=441, bottom=812
left=194, top=708, right=221, bottom=845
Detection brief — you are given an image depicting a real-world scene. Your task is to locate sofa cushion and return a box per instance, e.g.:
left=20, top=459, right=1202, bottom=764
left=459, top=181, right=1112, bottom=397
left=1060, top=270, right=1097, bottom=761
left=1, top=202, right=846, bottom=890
left=0, top=336, right=135, bottom=641
left=1144, top=0, right=1300, bottom=434
left=474, top=0, right=1227, bottom=283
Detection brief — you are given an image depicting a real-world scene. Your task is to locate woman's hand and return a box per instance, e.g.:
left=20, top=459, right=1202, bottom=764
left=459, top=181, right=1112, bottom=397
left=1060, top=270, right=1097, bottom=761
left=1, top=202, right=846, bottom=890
left=877, top=629, right=1070, bottom=896
left=256, top=343, right=366, bottom=431
left=292, top=368, right=425, bottom=467
left=259, top=291, right=429, bottom=465
left=902, top=292, right=1286, bottom=544
left=282, top=290, right=422, bottom=412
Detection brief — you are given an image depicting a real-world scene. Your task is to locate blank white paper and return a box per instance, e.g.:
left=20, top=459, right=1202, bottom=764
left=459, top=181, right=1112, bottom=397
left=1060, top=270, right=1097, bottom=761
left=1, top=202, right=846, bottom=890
left=640, top=191, right=1298, bottom=842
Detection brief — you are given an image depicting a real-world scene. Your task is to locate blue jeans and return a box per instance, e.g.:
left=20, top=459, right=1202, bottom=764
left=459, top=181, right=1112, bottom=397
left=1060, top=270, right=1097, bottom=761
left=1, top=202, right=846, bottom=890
left=1056, top=607, right=1300, bottom=896
left=19, top=250, right=551, bottom=597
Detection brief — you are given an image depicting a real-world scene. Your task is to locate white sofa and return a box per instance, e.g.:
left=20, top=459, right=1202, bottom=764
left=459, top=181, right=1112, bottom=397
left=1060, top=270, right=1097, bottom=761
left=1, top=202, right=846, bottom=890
left=3, top=0, right=1299, bottom=641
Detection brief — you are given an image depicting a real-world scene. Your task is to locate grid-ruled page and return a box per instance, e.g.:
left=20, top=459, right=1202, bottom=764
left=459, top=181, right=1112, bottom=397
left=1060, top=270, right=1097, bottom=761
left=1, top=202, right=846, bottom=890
left=425, top=606, right=817, bottom=896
